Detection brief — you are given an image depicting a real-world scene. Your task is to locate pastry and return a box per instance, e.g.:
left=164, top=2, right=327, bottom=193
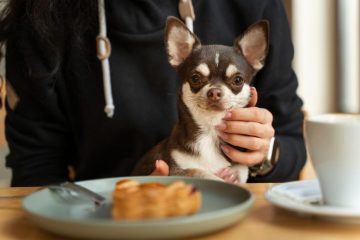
left=112, top=179, right=201, bottom=220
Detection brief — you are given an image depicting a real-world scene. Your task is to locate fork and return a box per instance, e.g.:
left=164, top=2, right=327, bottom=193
left=48, top=182, right=106, bottom=206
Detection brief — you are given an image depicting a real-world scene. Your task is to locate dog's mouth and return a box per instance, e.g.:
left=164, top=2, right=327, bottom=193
left=197, top=101, right=236, bottom=111
left=196, top=96, right=251, bottom=111
left=205, top=103, right=226, bottom=111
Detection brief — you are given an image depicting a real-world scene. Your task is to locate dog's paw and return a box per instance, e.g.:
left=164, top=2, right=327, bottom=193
left=215, top=168, right=240, bottom=184
left=183, top=168, right=224, bottom=182
left=194, top=170, right=224, bottom=182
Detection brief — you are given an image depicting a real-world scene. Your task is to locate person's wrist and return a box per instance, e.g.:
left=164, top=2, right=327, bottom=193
left=249, top=137, right=279, bottom=177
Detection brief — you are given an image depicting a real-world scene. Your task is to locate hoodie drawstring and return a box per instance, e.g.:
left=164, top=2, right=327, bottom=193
left=97, top=0, right=114, bottom=118
left=97, top=0, right=195, bottom=118
left=179, top=0, right=195, bottom=32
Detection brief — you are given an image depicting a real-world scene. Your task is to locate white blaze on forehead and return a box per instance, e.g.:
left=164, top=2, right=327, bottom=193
left=195, top=63, right=210, bottom=77
left=215, top=52, right=220, bottom=67
left=225, top=64, right=238, bottom=78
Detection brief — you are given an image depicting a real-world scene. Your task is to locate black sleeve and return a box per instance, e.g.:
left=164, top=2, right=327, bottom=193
left=248, top=0, right=306, bottom=182
left=5, top=23, right=73, bottom=186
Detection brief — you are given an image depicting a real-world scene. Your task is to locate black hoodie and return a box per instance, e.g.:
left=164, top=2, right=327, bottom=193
left=5, top=0, right=306, bottom=186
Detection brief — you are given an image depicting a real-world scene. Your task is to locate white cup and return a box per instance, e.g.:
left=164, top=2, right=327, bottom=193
left=305, top=113, right=360, bottom=208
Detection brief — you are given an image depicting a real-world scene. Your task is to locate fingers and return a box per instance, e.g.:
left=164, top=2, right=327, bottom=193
left=150, top=160, right=170, bottom=176
left=224, top=107, right=273, bottom=124
left=220, top=103, right=274, bottom=138
left=220, top=145, right=266, bottom=166
left=218, top=132, right=269, bottom=151
left=216, top=121, right=274, bottom=139
left=216, top=102, right=275, bottom=166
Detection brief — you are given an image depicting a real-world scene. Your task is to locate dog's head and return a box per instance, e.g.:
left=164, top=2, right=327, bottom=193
left=165, top=17, right=269, bottom=112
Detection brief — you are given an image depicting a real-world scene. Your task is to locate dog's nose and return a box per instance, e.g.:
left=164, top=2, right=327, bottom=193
left=207, top=88, right=223, bottom=101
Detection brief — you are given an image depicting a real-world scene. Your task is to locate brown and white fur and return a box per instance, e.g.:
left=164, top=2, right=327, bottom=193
left=132, top=17, right=269, bottom=183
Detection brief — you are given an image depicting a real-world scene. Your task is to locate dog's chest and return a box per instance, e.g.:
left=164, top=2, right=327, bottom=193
left=171, top=117, right=231, bottom=174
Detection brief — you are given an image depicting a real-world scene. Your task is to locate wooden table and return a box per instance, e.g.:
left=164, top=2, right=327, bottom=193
left=0, top=184, right=359, bottom=240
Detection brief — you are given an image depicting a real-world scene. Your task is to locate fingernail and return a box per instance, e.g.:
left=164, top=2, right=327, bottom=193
left=223, top=112, right=232, bottom=120
left=221, top=145, right=230, bottom=154
left=215, top=122, right=227, bottom=130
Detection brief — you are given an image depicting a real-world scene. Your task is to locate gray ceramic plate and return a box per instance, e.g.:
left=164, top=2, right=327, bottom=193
left=23, top=176, right=254, bottom=239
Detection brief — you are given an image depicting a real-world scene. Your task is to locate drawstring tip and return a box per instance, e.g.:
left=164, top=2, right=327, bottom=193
left=105, top=105, right=115, bottom=118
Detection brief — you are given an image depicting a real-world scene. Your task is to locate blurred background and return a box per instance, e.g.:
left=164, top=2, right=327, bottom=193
left=283, top=0, right=359, bottom=179
left=0, top=0, right=359, bottom=186
left=284, top=0, right=359, bottom=115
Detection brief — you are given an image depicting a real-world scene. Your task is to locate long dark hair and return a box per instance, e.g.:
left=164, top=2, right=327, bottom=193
left=0, top=0, right=98, bottom=75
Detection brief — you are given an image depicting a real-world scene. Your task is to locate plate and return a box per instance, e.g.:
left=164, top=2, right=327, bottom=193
left=23, top=176, right=254, bottom=239
left=265, top=180, right=360, bottom=224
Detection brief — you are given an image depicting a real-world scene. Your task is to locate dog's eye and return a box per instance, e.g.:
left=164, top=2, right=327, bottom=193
left=234, top=76, right=244, bottom=86
left=190, top=74, right=201, bottom=84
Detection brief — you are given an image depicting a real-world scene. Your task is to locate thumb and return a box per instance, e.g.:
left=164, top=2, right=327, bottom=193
left=150, top=160, right=170, bottom=176
left=246, top=87, right=258, bottom=107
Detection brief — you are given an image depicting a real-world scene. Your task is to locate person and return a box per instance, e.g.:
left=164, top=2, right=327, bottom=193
left=0, top=0, right=306, bottom=186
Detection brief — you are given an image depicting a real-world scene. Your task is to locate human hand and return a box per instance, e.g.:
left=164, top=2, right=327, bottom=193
left=150, top=160, right=170, bottom=176
left=215, top=87, right=275, bottom=166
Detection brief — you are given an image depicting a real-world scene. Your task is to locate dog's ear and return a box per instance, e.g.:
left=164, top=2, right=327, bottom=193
left=234, top=20, right=269, bottom=70
left=165, top=16, right=201, bottom=68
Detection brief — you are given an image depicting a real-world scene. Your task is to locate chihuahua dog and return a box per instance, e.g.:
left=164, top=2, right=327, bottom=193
left=132, top=17, right=269, bottom=183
